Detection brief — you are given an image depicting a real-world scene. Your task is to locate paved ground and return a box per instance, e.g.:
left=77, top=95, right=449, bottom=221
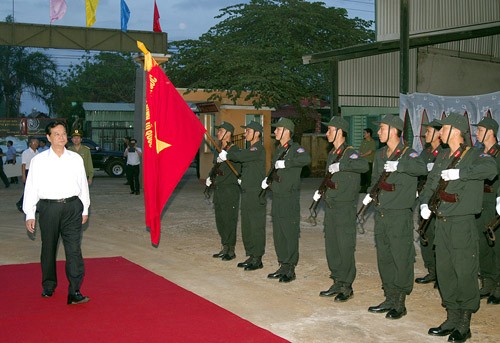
left=0, top=169, right=497, bottom=342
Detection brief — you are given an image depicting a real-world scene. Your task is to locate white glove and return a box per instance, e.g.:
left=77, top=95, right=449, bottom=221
left=362, top=194, right=373, bottom=205
left=384, top=161, right=399, bottom=172
left=237, top=179, right=242, bottom=185
left=313, top=190, right=321, bottom=201
left=261, top=177, right=269, bottom=189
left=496, top=197, right=500, bottom=216
left=218, top=150, right=228, bottom=161
left=216, top=157, right=223, bottom=163
left=441, top=169, right=460, bottom=181
left=205, top=177, right=212, bottom=187
left=275, top=160, right=286, bottom=169
left=328, top=163, right=340, bottom=174
left=426, top=163, right=434, bottom=172
left=420, top=204, right=431, bottom=220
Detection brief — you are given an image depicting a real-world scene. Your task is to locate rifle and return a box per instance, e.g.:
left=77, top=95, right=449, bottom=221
left=357, top=146, right=408, bottom=224
left=259, top=144, right=292, bottom=204
left=307, top=145, right=347, bottom=226
left=484, top=215, right=500, bottom=245
left=417, top=144, right=468, bottom=245
left=203, top=133, right=241, bottom=202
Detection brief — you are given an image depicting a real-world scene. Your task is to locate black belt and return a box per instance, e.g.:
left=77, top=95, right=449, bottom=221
left=40, top=196, right=78, bottom=204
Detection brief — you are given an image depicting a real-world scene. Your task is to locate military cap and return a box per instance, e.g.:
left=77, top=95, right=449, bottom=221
left=472, top=117, right=499, bottom=135
left=421, top=119, right=442, bottom=130
left=241, top=121, right=263, bottom=132
left=71, top=129, right=83, bottom=137
left=271, top=117, right=295, bottom=133
left=321, top=116, right=349, bottom=132
left=376, top=114, right=404, bottom=131
left=215, top=121, right=235, bottom=134
left=441, top=113, right=469, bottom=133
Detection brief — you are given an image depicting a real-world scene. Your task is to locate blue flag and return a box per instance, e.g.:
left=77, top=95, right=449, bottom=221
left=120, top=0, right=130, bottom=32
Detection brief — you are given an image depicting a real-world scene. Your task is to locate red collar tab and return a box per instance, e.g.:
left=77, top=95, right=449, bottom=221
left=283, top=143, right=289, bottom=148
left=453, top=149, right=462, bottom=158
left=432, top=149, right=439, bottom=156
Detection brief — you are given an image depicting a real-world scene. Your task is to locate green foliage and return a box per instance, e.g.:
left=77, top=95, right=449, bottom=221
left=52, top=52, right=137, bottom=118
left=166, top=0, right=374, bottom=109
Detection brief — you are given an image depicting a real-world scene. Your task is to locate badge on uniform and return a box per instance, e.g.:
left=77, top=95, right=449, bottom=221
left=250, top=147, right=258, bottom=151
left=409, top=152, right=418, bottom=158
left=480, top=153, right=492, bottom=158
left=296, top=147, right=305, bottom=153
left=349, top=153, right=359, bottom=159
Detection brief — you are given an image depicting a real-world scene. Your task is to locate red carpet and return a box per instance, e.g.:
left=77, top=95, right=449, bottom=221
left=0, top=257, right=288, bottom=343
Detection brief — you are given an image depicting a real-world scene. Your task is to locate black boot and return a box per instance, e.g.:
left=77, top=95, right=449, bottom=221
left=368, top=290, right=394, bottom=313
left=334, top=283, right=353, bottom=302
left=487, top=283, right=500, bottom=304
left=415, top=268, right=436, bottom=284
left=279, top=265, right=296, bottom=283
left=267, top=264, right=287, bottom=279
left=479, top=277, right=495, bottom=299
left=447, top=310, right=472, bottom=342
left=428, top=308, right=460, bottom=336
left=237, top=256, right=253, bottom=268
left=221, top=246, right=236, bottom=260
left=244, top=256, right=263, bottom=271
left=212, top=245, right=228, bottom=258
left=386, top=292, right=407, bottom=319
left=319, top=281, right=342, bottom=297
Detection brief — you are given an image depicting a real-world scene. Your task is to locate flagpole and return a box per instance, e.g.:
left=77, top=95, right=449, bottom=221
left=204, top=132, right=241, bottom=178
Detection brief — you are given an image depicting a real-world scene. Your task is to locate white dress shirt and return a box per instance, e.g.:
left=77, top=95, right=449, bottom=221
left=23, top=148, right=90, bottom=220
left=126, top=147, right=142, bottom=166
left=21, top=147, right=38, bottom=169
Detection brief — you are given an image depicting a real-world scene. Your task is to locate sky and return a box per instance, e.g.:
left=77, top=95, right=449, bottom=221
left=0, top=0, right=375, bottom=114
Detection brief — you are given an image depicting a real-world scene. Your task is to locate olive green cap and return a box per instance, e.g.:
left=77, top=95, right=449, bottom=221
left=376, top=114, right=404, bottom=131
left=271, top=117, right=295, bottom=133
left=241, top=121, right=263, bottom=132
left=441, top=113, right=469, bottom=133
left=215, top=121, right=234, bottom=134
left=472, top=117, right=499, bottom=135
left=321, top=116, right=349, bottom=132
left=421, top=119, right=442, bottom=130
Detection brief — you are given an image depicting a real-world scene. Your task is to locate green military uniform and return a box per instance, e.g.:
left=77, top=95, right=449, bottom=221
left=420, top=113, right=497, bottom=340
left=370, top=142, right=426, bottom=311
left=416, top=141, right=443, bottom=284
left=475, top=143, right=500, bottom=297
left=267, top=118, right=311, bottom=282
left=212, top=143, right=241, bottom=259
left=68, top=144, right=93, bottom=181
left=323, top=142, right=368, bottom=298
left=227, top=127, right=266, bottom=269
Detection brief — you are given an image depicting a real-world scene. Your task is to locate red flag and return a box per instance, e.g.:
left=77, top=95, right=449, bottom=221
left=138, top=41, right=206, bottom=246
left=153, top=0, right=162, bottom=32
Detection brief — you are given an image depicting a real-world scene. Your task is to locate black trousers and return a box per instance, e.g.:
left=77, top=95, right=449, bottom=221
left=0, top=163, right=8, bottom=187
left=126, top=164, right=140, bottom=192
left=38, top=198, right=85, bottom=294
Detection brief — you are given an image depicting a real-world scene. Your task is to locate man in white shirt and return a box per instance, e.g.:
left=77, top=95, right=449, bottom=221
left=16, top=138, right=39, bottom=212
left=23, top=121, right=91, bottom=305
left=124, top=138, right=142, bottom=195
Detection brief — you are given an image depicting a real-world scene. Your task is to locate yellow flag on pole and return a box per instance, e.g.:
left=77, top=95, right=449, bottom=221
left=86, top=0, right=99, bottom=27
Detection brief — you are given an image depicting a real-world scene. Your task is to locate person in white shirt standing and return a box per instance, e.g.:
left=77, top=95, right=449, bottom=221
left=124, top=138, right=142, bottom=195
left=16, top=138, right=39, bottom=212
left=23, top=121, right=91, bottom=305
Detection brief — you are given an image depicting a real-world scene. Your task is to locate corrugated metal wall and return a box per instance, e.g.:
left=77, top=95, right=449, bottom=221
left=338, top=50, right=417, bottom=107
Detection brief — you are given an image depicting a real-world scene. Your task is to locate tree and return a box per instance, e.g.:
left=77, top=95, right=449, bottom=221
left=166, top=0, right=374, bottom=110
left=52, top=52, right=137, bottom=119
left=0, top=16, right=57, bottom=118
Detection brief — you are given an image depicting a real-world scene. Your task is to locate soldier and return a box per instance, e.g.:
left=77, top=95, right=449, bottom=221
left=420, top=113, right=496, bottom=341
left=207, top=122, right=241, bottom=261
left=362, top=114, right=426, bottom=319
left=68, top=130, right=94, bottom=185
left=314, top=117, right=368, bottom=301
left=472, top=117, right=500, bottom=303
left=261, top=117, right=311, bottom=283
left=493, top=188, right=500, bottom=304
left=415, top=119, right=443, bottom=286
left=218, top=121, right=266, bottom=271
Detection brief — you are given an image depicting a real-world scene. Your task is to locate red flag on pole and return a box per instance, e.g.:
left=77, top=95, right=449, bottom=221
left=153, top=0, right=162, bottom=32
left=137, top=41, right=206, bottom=247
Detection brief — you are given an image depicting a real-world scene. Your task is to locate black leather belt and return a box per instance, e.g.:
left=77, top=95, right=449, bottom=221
left=40, top=196, right=78, bottom=204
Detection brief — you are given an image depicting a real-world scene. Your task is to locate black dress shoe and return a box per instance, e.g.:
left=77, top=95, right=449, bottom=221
left=267, top=271, right=283, bottom=279
left=67, top=291, right=90, bottom=305
left=237, top=257, right=253, bottom=268
left=319, top=284, right=342, bottom=297
left=487, top=294, right=500, bottom=304
left=221, top=254, right=236, bottom=261
left=41, top=289, right=54, bottom=297
left=385, top=307, right=407, bottom=319
left=244, top=262, right=263, bottom=271
left=279, top=274, right=296, bottom=283
left=368, top=302, right=392, bottom=313
left=428, top=326, right=454, bottom=336
left=415, top=274, right=436, bottom=284
left=334, top=291, right=353, bottom=302
left=447, top=329, right=471, bottom=342
left=212, top=251, right=225, bottom=258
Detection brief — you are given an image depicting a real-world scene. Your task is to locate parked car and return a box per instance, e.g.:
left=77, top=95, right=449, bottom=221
left=35, top=136, right=126, bottom=177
